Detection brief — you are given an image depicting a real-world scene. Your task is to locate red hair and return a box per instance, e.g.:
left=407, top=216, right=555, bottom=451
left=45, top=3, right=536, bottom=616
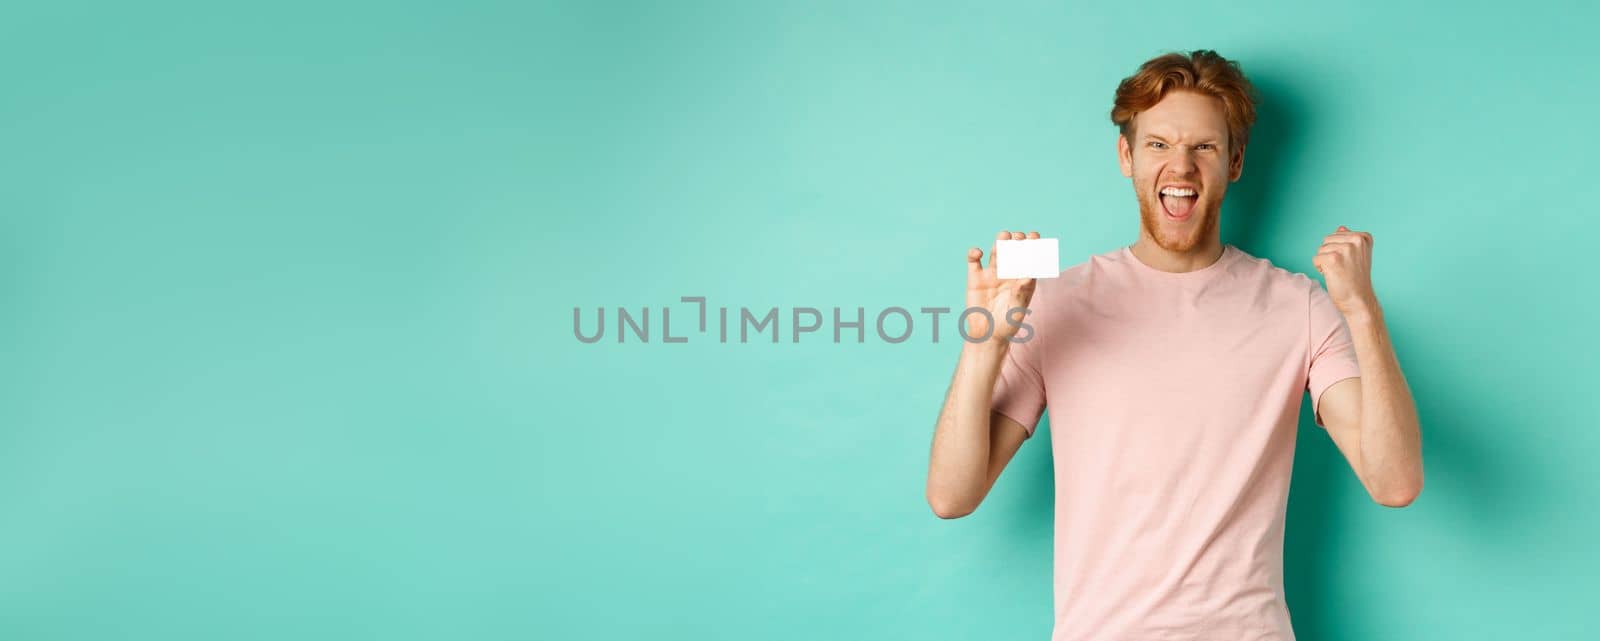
left=1111, top=50, right=1257, bottom=151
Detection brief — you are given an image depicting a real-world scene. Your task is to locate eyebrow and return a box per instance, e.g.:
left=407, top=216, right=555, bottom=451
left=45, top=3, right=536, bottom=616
left=1142, top=134, right=1222, bottom=145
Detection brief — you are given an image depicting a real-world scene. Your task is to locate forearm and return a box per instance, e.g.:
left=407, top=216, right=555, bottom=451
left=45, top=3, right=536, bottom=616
left=926, top=342, right=1007, bottom=514
left=1345, top=301, right=1424, bottom=504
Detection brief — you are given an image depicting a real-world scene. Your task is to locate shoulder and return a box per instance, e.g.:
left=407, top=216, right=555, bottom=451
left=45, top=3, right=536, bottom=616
left=1013, top=246, right=1118, bottom=323
left=1225, top=245, right=1324, bottom=299
left=1031, top=245, right=1120, bottom=300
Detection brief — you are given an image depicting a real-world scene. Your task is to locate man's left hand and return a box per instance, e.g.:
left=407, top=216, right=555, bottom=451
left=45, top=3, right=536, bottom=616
left=1313, top=225, right=1378, bottom=317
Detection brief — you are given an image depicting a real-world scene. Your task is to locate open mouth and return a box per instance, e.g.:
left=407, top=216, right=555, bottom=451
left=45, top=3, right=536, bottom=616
left=1159, top=186, right=1198, bottom=220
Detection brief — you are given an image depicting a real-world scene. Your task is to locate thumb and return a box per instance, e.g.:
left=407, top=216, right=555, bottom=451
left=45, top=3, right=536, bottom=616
left=1337, top=225, right=1349, bottom=232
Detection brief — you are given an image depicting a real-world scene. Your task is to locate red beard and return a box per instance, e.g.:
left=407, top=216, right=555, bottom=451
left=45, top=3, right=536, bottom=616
left=1136, top=189, right=1222, bottom=253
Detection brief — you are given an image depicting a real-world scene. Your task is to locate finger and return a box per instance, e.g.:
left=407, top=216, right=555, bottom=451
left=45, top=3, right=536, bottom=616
left=1027, top=230, right=1040, bottom=239
left=968, top=247, right=983, bottom=273
left=990, top=231, right=1011, bottom=270
left=1337, top=225, right=1349, bottom=232
left=1010, top=231, right=1024, bottom=240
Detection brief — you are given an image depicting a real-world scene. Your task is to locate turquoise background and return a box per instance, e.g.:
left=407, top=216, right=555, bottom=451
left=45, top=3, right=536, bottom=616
left=2, top=1, right=1596, bottom=639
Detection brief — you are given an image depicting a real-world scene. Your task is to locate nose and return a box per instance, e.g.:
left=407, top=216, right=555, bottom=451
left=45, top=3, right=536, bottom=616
left=1169, top=148, right=1198, bottom=175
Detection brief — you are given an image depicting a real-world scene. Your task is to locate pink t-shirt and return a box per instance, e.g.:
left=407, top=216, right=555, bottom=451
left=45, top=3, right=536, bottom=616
left=990, top=243, right=1361, bottom=641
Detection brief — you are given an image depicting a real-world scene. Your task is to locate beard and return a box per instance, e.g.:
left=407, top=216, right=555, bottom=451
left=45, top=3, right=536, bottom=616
left=1136, top=188, right=1222, bottom=254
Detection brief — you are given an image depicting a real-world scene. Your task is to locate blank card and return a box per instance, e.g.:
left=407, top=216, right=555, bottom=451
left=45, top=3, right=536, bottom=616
left=995, top=238, right=1059, bottom=279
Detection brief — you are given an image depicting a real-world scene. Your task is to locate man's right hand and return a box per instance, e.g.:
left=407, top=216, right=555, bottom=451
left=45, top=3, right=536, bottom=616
left=965, top=230, right=1042, bottom=344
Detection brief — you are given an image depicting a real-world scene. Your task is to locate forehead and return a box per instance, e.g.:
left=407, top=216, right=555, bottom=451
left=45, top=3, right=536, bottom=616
left=1133, top=90, right=1228, bottom=139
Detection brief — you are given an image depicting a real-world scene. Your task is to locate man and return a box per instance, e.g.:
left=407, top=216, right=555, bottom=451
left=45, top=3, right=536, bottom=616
left=925, top=50, right=1423, bottom=640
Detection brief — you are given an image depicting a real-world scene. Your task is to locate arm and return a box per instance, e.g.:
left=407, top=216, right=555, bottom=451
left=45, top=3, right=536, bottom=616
left=926, top=341, right=1032, bottom=519
left=925, top=230, right=1040, bottom=519
left=1313, top=227, right=1424, bottom=507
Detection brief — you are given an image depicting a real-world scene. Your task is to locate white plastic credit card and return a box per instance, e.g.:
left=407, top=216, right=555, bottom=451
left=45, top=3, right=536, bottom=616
left=995, top=238, right=1059, bottom=279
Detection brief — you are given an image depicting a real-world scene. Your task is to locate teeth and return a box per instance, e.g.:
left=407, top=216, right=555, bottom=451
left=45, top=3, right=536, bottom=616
left=1160, top=187, right=1197, bottom=197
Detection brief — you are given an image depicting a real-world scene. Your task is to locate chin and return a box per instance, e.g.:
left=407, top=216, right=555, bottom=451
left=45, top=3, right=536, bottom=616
left=1156, top=231, right=1203, bottom=253
left=1155, top=230, right=1200, bottom=252
left=1139, top=199, right=1215, bottom=253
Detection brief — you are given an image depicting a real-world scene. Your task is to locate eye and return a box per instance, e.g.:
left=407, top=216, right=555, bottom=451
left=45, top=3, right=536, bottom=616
left=1147, top=141, right=1167, bottom=149
left=1195, top=143, right=1215, bottom=151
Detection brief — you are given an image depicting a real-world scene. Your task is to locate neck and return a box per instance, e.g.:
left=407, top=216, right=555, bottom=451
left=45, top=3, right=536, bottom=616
left=1129, top=233, right=1226, bottom=273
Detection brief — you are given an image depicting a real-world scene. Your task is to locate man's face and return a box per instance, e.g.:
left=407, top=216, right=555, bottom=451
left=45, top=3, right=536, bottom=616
left=1117, top=90, right=1245, bottom=253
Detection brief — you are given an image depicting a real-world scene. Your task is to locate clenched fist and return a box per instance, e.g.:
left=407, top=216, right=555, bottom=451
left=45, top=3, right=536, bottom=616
left=1313, top=225, right=1378, bottom=317
left=965, top=230, right=1041, bottom=344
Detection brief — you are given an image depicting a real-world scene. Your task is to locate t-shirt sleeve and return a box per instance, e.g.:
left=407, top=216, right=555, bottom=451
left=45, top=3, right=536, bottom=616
left=1306, top=282, right=1362, bottom=428
left=989, top=326, right=1047, bottom=439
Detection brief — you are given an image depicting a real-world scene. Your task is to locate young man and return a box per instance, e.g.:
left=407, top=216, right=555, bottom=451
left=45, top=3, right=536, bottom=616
left=925, top=50, right=1423, bottom=640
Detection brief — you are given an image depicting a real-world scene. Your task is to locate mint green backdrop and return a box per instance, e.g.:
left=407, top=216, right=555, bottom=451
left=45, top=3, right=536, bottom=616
left=2, top=1, right=1595, bottom=639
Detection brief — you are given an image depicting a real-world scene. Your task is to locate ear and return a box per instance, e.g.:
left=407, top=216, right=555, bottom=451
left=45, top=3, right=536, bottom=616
left=1118, top=134, right=1134, bottom=178
left=1229, top=142, right=1247, bottom=182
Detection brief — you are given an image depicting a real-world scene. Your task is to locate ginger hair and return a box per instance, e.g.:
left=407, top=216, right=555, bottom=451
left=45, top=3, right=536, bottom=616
left=1111, top=50, right=1257, bottom=152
